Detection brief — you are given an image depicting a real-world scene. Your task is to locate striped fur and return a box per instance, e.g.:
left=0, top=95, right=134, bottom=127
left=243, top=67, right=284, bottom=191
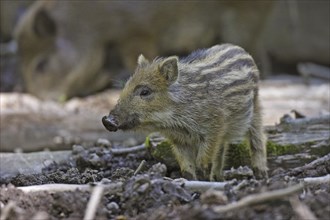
left=108, top=44, right=268, bottom=181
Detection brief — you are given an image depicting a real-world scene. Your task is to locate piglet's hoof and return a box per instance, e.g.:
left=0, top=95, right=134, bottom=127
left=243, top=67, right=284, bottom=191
left=253, top=168, right=269, bottom=179
left=182, top=171, right=197, bottom=180
left=102, top=116, right=118, bottom=132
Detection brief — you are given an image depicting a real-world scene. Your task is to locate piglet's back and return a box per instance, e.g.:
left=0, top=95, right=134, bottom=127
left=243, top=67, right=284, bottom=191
left=171, top=44, right=258, bottom=100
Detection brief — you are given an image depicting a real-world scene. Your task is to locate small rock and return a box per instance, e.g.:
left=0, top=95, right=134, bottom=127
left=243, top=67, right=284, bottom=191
left=31, top=211, right=49, bottom=220
left=72, top=144, right=85, bottom=154
left=42, top=159, right=54, bottom=168
left=101, top=178, right=112, bottom=184
left=106, top=202, right=119, bottom=212
left=200, top=189, right=228, bottom=205
left=88, top=153, right=101, bottom=167
left=136, top=182, right=150, bottom=193
left=96, top=138, right=111, bottom=148
left=111, top=168, right=134, bottom=181
left=224, top=166, right=254, bottom=180
left=148, top=163, right=167, bottom=176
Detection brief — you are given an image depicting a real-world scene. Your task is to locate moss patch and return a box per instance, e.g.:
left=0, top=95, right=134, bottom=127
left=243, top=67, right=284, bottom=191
left=146, top=134, right=254, bottom=170
left=145, top=135, right=178, bottom=169
left=145, top=135, right=304, bottom=171
left=266, top=141, right=300, bottom=156
left=226, top=141, right=252, bottom=169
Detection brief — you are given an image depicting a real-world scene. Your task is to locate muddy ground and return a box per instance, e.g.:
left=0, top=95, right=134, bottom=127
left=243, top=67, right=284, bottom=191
left=1, top=138, right=329, bottom=220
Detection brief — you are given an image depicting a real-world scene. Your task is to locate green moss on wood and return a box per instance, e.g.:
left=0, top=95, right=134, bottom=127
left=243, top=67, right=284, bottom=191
left=145, top=134, right=254, bottom=169
left=145, top=135, right=178, bottom=169
left=145, top=134, right=304, bottom=171
left=266, top=141, right=299, bottom=156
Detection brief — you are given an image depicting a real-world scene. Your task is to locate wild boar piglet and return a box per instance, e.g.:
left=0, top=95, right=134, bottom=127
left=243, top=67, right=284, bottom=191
left=102, top=44, right=268, bottom=181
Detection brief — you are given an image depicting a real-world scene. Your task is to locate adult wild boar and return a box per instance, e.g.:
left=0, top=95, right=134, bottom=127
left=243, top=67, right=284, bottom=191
left=14, top=0, right=274, bottom=100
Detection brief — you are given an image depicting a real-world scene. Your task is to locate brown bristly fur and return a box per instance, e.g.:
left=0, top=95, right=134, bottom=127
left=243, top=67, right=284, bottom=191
left=107, top=44, right=268, bottom=181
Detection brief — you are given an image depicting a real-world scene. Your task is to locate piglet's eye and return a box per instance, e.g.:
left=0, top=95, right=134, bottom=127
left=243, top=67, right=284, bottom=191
left=140, top=88, right=151, bottom=97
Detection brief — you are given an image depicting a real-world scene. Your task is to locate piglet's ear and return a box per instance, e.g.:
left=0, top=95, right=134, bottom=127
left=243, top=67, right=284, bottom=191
left=33, top=9, right=57, bottom=38
left=137, top=54, right=149, bottom=66
left=159, top=56, right=178, bottom=84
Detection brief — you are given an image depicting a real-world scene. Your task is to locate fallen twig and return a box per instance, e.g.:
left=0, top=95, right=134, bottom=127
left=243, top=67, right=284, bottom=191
left=83, top=185, right=104, bottom=220
left=111, top=144, right=146, bottom=155
left=17, top=182, right=123, bottom=194
left=134, top=160, right=147, bottom=175
left=303, top=174, right=330, bottom=185
left=213, top=184, right=303, bottom=213
left=290, top=196, right=317, bottom=220
left=173, top=178, right=235, bottom=192
left=18, top=184, right=91, bottom=193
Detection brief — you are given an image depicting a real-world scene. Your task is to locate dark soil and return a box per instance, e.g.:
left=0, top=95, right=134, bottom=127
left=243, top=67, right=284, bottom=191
left=1, top=143, right=329, bottom=220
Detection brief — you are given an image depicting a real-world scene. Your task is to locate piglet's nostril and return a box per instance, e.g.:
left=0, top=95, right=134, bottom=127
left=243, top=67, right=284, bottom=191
left=102, top=115, right=118, bottom=132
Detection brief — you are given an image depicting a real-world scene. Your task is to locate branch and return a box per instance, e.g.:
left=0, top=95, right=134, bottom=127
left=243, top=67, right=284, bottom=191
left=172, top=178, right=235, bottom=192
left=111, top=144, right=146, bottom=155
left=83, top=185, right=104, bottom=220
left=303, top=174, right=330, bottom=185
left=290, top=196, right=317, bottom=220
left=17, top=182, right=123, bottom=194
left=134, top=160, right=147, bottom=175
left=213, top=184, right=303, bottom=213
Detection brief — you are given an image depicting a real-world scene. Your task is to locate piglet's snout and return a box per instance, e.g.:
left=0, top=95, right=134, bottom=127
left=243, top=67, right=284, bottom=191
left=102, top=115, right=118, bottom=132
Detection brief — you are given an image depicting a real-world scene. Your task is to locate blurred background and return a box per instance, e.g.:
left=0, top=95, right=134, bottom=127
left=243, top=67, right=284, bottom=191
left=0, top=0, right=329, bottom=152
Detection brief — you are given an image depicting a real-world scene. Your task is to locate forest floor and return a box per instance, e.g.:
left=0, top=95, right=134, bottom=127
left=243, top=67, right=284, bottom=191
left=0, top=75, right=329, bottom=220
left=0, top=140, right=329, bottom=220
